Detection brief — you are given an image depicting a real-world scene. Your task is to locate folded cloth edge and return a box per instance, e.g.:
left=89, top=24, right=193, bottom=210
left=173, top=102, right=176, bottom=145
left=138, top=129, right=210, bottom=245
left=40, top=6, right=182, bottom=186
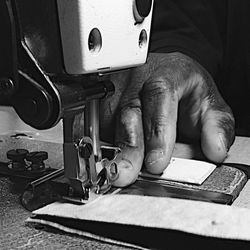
left=26, top=217, right=147, bottom=250
left=29, top=195, right=250, bottom=242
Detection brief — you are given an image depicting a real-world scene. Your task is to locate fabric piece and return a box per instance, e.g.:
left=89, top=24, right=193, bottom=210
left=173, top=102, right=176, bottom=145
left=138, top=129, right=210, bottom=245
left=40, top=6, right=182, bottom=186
left=139, top=164, right=247, bottom=202
left=28, top=194, right=250, bottom=248
left=160, top=157, right=216, bottom=184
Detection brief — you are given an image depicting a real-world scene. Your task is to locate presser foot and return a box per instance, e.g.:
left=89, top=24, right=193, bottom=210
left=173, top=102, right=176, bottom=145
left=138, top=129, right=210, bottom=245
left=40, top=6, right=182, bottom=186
left=63, top=144, right=120, bottom=202
left=20, top=144, right=120, bottom=211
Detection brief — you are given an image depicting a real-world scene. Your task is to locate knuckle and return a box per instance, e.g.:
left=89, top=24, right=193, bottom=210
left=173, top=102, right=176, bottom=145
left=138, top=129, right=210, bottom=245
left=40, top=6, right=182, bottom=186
left=143, top=78, right=169, bottom=93
left=142, top=77, right=177, bottom=102
left=116, top=107, right=143, bottom=148
left=152, top=115, right=168, bottom=136
left=119, top=98, right=142, bottom=112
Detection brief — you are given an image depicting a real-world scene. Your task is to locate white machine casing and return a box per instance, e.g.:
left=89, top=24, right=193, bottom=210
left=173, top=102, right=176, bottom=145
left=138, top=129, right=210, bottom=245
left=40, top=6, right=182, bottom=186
left=57, top=0, right=153, bottom=74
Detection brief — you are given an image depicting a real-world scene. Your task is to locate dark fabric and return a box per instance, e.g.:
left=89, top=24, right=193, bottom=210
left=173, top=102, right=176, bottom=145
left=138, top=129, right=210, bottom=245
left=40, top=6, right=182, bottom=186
left=150, top=0, right=250, bottom=135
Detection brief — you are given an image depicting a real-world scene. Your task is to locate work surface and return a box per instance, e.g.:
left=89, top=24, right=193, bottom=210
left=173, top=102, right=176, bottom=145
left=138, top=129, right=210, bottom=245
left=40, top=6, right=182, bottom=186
left=0, top=177, right=130, bottom=250
left=1, top=137, right=250, bottom=249
left=1, top=107, right=250, bottom=248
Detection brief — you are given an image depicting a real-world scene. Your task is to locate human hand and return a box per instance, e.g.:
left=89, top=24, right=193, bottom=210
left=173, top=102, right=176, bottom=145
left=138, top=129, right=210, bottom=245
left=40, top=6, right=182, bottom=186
left=100, top=52, right=235, bottom=187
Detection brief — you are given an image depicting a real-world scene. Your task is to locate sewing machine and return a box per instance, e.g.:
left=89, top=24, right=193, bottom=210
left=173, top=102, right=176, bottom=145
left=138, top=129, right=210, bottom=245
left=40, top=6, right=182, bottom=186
left=0, top=0, right=248, bottom=211
left=2, top=2, right=250, bottom=249
left=0, top=0, right=153, bottom=202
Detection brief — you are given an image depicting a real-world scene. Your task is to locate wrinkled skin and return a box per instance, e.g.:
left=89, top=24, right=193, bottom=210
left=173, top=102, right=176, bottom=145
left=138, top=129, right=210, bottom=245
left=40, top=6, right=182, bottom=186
left=99, top=52, right=235, bottom=187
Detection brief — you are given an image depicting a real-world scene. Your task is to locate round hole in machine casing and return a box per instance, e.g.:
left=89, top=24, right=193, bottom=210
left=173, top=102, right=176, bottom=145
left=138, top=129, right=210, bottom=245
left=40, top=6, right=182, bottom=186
left=88, top=28, right=102, bottom=54
left=138, top=29, right=147, bottom=49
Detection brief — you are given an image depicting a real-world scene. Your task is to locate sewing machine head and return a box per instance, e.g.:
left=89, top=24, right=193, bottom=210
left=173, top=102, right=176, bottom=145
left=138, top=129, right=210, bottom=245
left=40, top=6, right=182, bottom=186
left=57, top=0, right=152, bottom=74
left=0, top=0, right=153, bottom=128
left=0, top=0, right=154, bottom=204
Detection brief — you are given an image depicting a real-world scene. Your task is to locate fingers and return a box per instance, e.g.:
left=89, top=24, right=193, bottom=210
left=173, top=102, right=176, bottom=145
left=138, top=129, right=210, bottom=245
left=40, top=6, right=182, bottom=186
left=112, top=52, right=236, bottom=187
left=174, top=55, right=235, bottom=163
left=201, top=106, right=235, bottom=163
left=142, top=78, right=178, bottom=174
left=113, top=106, right=145, bottom=187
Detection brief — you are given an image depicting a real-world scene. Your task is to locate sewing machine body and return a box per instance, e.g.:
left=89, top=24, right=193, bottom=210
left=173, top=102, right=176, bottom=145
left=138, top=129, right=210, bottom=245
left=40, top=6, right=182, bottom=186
left=0, top=0, right=154, bottom=202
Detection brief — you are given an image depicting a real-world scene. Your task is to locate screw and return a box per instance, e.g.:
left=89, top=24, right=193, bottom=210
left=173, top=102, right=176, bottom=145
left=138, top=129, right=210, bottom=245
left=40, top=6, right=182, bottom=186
left=79, top=143, right=93, bottom=159
left=0, top=78, right=15, bottom=96
left=7, top=149, right=29, bottom=171
left=26, top=151, right=48, bottom=171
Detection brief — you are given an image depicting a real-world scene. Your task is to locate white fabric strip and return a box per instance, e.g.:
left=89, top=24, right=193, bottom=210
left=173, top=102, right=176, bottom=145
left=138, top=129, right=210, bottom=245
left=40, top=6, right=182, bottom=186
left=30, top=195, right=250, bottom=241
left=145, top=157, right=217, bottom=185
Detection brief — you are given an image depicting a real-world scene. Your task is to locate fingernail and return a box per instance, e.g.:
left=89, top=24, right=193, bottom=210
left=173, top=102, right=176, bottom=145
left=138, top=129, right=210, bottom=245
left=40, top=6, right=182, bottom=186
left=107, top=162, right=118, bottom=181
left=218, top=133, right=228, bottom=152
left=110, top=162, right=118, bottom=175
left=117, top=158, right=133, bottom=169
left=145, top=150, right=164, bottom=166
left=114, top=159, right=137, bottom=187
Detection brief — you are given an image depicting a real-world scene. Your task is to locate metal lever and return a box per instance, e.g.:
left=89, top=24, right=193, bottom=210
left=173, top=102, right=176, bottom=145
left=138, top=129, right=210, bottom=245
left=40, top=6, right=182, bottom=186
left=20, top=168, right=65, bottom=211
left=85, top=99, right=102, bottom=161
